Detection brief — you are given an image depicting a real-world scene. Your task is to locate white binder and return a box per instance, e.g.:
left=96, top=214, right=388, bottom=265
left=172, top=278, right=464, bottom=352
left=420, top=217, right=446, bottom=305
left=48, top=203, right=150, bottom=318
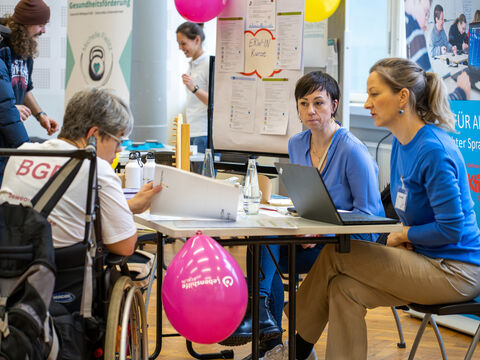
left=150, top=164, right=242, bottom=221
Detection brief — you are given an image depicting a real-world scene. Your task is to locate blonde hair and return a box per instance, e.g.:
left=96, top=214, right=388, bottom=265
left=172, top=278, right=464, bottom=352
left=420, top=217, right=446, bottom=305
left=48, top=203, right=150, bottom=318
left=370, top=57, right=455, bottom=132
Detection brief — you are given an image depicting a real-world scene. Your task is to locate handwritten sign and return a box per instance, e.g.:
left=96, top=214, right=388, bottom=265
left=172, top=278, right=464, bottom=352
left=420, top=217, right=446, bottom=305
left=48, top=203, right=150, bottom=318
left=243, top=28, right=280, bottom=78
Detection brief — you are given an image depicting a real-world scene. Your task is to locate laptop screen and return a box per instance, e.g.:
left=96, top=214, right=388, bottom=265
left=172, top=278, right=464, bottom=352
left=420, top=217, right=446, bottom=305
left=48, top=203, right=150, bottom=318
left=469, top=22, right=480, bottom=68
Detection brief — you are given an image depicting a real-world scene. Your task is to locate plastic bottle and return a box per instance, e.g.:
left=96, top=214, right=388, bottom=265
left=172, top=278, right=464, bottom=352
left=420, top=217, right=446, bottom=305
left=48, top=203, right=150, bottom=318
left=201, top=149, right=215, bottom=178
left=143, top=152, right=156, bottom=184
left=243, top=158, right=261, bottom=215
left=125, top=151, right=143, bottom=189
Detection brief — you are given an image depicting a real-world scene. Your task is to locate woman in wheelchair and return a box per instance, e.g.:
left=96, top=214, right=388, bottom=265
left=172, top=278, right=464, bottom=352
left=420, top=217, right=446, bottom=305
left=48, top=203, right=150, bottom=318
left=286, top=58, right=480, bottom=360
left=223, top=72, right=385, bottom=359
left=1, top=87, right=162, bottom=358
left=1, top=87, right=161, bottom=257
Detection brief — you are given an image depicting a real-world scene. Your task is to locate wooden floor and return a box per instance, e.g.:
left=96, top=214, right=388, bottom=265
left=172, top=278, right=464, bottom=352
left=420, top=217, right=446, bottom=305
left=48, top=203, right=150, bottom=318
left=145, top=241, right=477, bottom=359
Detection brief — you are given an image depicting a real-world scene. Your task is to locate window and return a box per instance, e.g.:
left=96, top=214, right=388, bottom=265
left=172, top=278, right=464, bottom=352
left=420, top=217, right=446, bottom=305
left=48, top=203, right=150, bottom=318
left=348, top=0, right=389, bottom=98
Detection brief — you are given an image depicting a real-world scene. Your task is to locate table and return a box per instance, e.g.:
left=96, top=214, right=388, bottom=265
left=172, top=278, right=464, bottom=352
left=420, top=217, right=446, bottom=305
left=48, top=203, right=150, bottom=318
left=135, top=212, right=402, bottom=360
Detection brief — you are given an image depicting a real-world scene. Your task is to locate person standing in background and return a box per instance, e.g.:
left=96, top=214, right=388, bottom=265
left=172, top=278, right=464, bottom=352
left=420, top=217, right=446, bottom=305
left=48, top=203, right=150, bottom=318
left=448, top=14, right=469, bottom=53
left=176, top=22, right=209, bottom=154
left=1, top=0, right=58, bottom=136
left=0, top=24, right=29, bottom=182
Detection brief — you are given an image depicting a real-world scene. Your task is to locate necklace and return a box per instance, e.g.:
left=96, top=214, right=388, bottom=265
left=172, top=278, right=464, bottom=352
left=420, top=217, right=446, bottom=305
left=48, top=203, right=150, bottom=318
left=310, top=123, right=339, bottom=171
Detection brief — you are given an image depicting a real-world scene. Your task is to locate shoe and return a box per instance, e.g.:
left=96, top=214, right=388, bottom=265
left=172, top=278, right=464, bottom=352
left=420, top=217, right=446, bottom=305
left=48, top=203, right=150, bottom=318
left=261, top=342, right=318, bottom=360
left=219, top=296, right=281, bottom=346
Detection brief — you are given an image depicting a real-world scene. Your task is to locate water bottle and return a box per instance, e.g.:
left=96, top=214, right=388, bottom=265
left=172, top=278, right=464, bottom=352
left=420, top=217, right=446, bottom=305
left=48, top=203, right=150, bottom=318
left=143, top=151, right=156, bottom=184
left=201, top=148, right=215, bottom=178
left=125, top=151, right=143, bottom=188
left=243, top=158, right=261, bottom=215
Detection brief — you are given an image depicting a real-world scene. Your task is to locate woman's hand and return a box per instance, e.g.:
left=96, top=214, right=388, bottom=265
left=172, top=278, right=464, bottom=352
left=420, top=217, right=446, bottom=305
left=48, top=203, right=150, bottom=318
left=181, top=74, right=195, bottom=92
left=127, top=182, right=162, bottom=214
left=387, top=226, right=414, bottom=250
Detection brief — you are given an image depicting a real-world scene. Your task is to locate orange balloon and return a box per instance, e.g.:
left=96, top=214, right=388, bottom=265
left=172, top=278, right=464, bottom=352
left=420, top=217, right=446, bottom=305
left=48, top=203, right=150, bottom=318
left=305, top=0, right=341, bottom=23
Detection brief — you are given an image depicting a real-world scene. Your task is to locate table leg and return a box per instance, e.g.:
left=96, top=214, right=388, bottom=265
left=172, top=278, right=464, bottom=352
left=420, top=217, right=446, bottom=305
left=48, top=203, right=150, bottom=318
left=149, top=232, right=164, bottom=360
left=337, top=234, right=350, bottom=253
left=288, top=243, right=296, bottom=360
left=251, top=243, right=260, bottom=360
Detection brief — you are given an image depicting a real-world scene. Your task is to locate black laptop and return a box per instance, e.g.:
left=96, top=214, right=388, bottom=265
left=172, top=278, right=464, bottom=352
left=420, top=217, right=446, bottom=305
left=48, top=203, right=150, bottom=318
left=274, top=162, right=398, bottom=225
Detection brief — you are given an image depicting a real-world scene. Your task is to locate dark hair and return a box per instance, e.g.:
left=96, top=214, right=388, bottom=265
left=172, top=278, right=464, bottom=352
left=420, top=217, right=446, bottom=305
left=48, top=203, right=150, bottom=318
left=294, top=71, right=340, bottom=116
left=370, top=57, right=455, bottom=131
left=433, top=4, right=444, bottom=22
left=4, top=16, right=38, bottom=58
left=454, top=13, right=466, bottom=25
left=474, top=10, right=480, bottom=23
left=176, top=22, right=205, bottom=42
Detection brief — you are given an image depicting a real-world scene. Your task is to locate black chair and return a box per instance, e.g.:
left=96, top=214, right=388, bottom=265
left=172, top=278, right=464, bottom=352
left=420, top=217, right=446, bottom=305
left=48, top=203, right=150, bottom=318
left=407, top=301, right=480, bottom=360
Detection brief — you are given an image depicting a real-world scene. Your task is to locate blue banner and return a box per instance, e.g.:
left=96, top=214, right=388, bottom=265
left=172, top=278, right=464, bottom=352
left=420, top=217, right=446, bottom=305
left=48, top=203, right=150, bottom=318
left=450, top=101, right=480, bottom=223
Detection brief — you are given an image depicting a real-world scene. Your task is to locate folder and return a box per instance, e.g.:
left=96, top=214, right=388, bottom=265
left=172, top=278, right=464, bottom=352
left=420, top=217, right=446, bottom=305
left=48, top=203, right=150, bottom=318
left=151, top=164, right=242, bottom=221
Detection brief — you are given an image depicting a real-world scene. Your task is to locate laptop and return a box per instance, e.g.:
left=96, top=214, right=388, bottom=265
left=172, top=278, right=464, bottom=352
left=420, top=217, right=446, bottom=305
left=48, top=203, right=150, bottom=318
left=274, top=162, right=398, bottom=225
left=467, top=22, right=480, bottom=85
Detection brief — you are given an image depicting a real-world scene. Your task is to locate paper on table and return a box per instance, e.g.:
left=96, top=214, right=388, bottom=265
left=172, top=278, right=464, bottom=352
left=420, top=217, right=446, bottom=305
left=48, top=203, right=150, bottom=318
left=268, top=198, right=293, bottom=206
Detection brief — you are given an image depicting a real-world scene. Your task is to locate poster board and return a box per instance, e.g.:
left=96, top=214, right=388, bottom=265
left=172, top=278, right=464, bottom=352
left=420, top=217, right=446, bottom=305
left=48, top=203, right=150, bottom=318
left=65, top=1, right=133, bottom=105
left=212, top=0, right=315, bottom=155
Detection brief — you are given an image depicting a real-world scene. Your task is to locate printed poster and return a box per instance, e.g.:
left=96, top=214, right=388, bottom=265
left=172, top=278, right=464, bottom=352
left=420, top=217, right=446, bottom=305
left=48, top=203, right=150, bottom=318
left=65, top=0, right=133, bottom=105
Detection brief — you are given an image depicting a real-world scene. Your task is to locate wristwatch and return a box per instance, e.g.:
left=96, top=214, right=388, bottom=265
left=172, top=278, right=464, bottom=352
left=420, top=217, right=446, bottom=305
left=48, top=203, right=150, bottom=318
left=192, top=85, right=199, bottom=94
left=35, top=111, right=47, bottom=120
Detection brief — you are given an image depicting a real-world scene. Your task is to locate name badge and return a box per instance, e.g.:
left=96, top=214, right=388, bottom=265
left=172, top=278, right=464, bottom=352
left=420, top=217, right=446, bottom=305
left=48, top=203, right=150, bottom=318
left=395, top=190, right=407, bottom=212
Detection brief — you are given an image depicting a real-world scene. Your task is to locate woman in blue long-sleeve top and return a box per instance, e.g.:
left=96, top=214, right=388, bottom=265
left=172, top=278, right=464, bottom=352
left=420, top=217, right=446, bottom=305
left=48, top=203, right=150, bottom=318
left=285, top=57, right=480, bottom=360
left=222, top=72, right=384, bottom=360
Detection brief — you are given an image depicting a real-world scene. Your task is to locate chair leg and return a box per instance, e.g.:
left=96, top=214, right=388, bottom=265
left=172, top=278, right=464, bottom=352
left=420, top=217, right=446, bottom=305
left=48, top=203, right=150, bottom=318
left=186, top=340, right=234, bottom=359
left=408, top=314, right=431, bottom=360
left=465, top=324, right=480, bottom=360
left=429, top=317, right=447, bottom=360
left=391, top=307, right=406, bottom=348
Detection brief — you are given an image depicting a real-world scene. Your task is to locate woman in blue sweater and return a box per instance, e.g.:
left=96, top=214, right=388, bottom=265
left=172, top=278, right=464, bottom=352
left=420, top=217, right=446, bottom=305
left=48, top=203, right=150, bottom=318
left=285, top=57, right=480, bottom=360
left=223, top=72, right=384, bottom=359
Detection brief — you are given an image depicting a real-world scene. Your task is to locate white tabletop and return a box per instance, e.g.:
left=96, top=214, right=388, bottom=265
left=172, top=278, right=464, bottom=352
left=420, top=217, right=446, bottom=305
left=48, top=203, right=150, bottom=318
left=134, top=212, right=402, bottom=238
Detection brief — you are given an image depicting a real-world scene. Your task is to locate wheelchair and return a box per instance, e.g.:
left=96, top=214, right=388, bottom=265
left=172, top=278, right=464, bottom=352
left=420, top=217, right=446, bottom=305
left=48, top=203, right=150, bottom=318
left=0, top=138, right=153, bottom=360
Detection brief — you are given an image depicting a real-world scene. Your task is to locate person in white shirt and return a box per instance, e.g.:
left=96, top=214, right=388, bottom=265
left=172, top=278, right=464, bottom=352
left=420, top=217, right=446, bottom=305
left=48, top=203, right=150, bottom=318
left=1, top=87, right=162, bottom=256
left=176, top=21, right=209, bottom=154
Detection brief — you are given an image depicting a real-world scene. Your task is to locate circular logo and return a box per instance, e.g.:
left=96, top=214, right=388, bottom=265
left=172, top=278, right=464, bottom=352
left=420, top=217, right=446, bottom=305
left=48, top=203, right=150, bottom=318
left=222, top=276, right=234, bottom=288
left=80, top=33, right=113, bottom=86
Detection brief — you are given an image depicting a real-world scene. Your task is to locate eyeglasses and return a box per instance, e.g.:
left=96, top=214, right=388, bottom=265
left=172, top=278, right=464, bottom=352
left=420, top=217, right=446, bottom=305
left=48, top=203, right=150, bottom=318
left=103, top=130, right=123, bottom=150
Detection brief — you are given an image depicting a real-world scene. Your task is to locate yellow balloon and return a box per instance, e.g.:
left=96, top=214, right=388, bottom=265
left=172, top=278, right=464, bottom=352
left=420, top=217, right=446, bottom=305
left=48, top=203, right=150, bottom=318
left=112, top=153, right=119, bottom=170
left=305, top=0, right=341, bottom=23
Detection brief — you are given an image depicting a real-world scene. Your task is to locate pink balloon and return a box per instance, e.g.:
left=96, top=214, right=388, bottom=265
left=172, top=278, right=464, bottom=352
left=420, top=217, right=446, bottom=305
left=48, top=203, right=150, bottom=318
left=162, top=232, right=248, bottom=344
left=174, top=0, right=228, bottom=23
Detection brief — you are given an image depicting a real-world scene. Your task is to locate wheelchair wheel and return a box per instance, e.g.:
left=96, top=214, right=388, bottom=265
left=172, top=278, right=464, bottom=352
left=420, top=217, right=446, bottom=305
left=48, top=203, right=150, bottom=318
left=104, top=276, right=148, bottom=359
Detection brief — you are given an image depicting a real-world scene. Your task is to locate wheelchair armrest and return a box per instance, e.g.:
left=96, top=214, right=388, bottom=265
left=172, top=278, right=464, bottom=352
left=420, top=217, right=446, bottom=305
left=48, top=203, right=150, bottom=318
left=105, top=253, right=129, bottom=266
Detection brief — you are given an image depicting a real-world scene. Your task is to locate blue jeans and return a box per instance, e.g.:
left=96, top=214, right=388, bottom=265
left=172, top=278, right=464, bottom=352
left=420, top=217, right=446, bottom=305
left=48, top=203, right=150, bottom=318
left=190, top=136, right=208, bottom=154
left=246, top=244, right=323, bottom=331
